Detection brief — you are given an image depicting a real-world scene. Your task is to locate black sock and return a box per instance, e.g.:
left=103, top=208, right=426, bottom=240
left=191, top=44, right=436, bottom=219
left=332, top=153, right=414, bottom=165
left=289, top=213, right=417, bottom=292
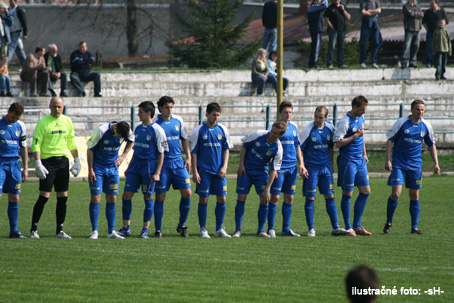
left=56, top=196, right=68, bottom=234
left=31, top=195, right=49, bottom=232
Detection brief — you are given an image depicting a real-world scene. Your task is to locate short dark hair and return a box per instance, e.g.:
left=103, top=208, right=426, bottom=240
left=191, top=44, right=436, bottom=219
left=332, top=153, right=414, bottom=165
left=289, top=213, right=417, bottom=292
left=157, top=96, right=175, bottom=109
left=115, top=121, right=130, bottom=138
left=8, top=102, right=24, bottom=116
left=206, top=102, right=221, bottom=114
left=315, top=106, right=328, bottom=118
left=272, top=120, right=287, bottom=136
left=411, top=99, right=425, bottom=110
left=35, top=46, right=44, bottom=54
left=352, top=95, right=369, bottom=108
left=268, top=51, right=277, bottom=60
left=138, top=101, right=155, bottom=118
left=346, top=265, right=379, bottom=303
left=279, top=101, right=293, bottom=113
left=79, top=41, right=87, bottom=46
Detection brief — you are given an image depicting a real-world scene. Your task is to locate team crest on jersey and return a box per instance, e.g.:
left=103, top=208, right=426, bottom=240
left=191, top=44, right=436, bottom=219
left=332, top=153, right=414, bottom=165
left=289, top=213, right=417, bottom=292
left=147, top=135, right=152, bottom=141
left=405, top=129, right=410, bottom=134
left=175, top=125, right=179, bottom=131
left=266, top=151, right=272, bottom=156
left=119, top=138, right=124, bottom=144
left=352, top=128, right=357, bottom=132
left=255, top=141, right=260, bottom=147
left=203, top=135, right=208, bottom=140
left=218, top=134, right=222, bottom=140
left=311, top=137, right=317, bottom=142
left=327, top=135, right=331, bottom=141
left=15, top=130, right=20, bottom=137
left=293, top=131, right=296, bottom=136
left=0, top=130, right=5, bottom=135
left=420, top=131, right=425, bottom=137
left=104, top=140, right=110, bottom=144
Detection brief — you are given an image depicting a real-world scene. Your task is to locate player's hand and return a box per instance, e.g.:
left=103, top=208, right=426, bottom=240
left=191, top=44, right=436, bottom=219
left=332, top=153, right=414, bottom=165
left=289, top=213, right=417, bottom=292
left=151, top=173, right=160, bottom=183
left=184, top=158, right=191, bottom=173
left=88, top=169, right=96, bottom=185
left=363, top=155, right=369, bottom=164
left=70, top=157, right=81, bottom=177
left=115, top=154, right=126, bottom=166
left=237, top=166, right=245, bottom=179
left=22, top=169, right=28, bottom=182
left=434, top=164, right=440, bottom=175
left=217, top=166, right=227, bottom=178
left=35, top=160, right=49, bottom=180
left=260, top=191, right=270, bottom=204
left=355, top=128, right=365, bottom=138
left=193, top=172, right=201, bottom=184
left=385, top=160, right=392, bottom=171
left=300, top=165, right=309, bottom=179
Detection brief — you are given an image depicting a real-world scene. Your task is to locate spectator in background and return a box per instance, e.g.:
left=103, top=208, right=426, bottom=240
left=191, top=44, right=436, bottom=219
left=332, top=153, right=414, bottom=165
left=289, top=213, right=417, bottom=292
left=44, top=44, right=68, bottom=97
left=251, top=48, right=277, bottom=97
left=0, top=2, right=12, bottom=58
left=0, top=55, right=13, bottom=96
left=20, top=46, right=48, bottom=97
left=267, top=51, right=289, bottom=96
left=433, top=18, right=451, bottom=80
left=8, top=0, right=27, bottom=68
left=307, top=0, right=328, bottom=69
left=345, top=265, right=379, bottom=303
left=359, top=0, right=382, bottom=69
left=324, top=0, right=351, bottom=69
left=262, top=0, right=278, bottom=54
left=401, top=0, right=424, bottom=69
left=423, top=0, right=449, bottom=67
left=70, top=41, right=102, bottom=97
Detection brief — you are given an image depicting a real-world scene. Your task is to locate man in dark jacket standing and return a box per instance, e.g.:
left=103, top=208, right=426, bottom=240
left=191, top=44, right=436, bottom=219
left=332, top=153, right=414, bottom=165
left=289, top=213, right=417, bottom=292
left=44, top=44, right=68, bottom=97
left=422, top=0, right=449, bottom=67
left=8, top=0, right=27, bottom=67
left=307, top=0, right=328, bottom=69
left=0, top=2, right=12, bottom=59
left=70, top=41, right=102, bottom=97
left=401, top=0, right=424, bottom=69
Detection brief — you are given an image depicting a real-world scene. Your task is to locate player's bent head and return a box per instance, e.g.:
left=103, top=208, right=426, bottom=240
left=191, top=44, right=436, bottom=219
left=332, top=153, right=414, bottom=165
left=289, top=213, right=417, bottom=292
left=157, top=96, right=175, bottom=110
left=206, top=102, right=222, bottom=115
left=411, top=99, right=425, bottom=110
left=115, top=121, right=130, bottom=138
left=272, top=120, right=287, bottom=136
left=279, top=100, right=293, bottom=113
left=8, top=102, right=24, bottom=116
left=139, top=101, right=156, bottom=118
left=346, top=265, right=379, bottom=303
left=351, top=96, right=369, bottom=108
left=315, top=106, right=328, bottom=118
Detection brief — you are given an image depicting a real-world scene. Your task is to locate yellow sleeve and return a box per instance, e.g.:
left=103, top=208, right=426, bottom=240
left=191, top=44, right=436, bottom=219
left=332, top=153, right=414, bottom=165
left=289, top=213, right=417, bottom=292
left=65, top=116, right=77, bottom=151
left=32, top=118, right=45, bottom=153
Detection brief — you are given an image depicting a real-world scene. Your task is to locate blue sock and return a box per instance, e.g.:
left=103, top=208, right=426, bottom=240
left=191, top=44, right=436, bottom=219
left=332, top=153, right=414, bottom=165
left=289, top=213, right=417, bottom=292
left=387, top=197, right=398, bottom=224
left=198, top=203, right=207, bottom=229
left=215, top=202, right=226, bottom=230
left=305, top=198, right=315, bottom=230
left=105, top=202, right=116, bottom=234
left=282, top=202, right=292, bottom=232
left=142, top=227, right=148, bottom=233
left=7, top=202, right=19, bottom=234
left=235, top=200, right=245, bottom=231
left=341, top=195, right=352, bottom=230
left=267, top=203, right=277, bottom=232
left=325, top=197, right=339, bottom=229
left=154, top=200, right=164, bottom=231
left=122, top=199, right=132, bottom=221
left=144, top=198, right=153, bottom=223
left=178, top=197, right=191, bottom=227
left=89, top=202, right=99, bottom=231
left=353, top=193, right=369, bottom=229
left=257, top=203, right=269, bottom=233
left=409, top=200, right=420, bottom=229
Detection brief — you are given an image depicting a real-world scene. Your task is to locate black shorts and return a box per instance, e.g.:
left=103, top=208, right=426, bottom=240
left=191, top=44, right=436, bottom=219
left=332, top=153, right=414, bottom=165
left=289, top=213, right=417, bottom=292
left=39, top=157, right=70, bottom=193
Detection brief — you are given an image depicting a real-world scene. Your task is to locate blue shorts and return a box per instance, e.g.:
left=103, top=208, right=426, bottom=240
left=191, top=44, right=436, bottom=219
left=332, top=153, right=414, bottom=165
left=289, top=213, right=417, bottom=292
left=303, top=165, right=334, bottom=197
left=270, top=166, right=297, bottom=196
left=90, top=166, right=120, bottom=195
left=124, top=158, right=158, bottom=196
left=196, top=170, right=227, bottom=197
left=337, top=157, right=369, bottom=191
left=155, top=159, right=191, bottom=193
left=387, top=168, right=422, bottom=190
left=236, top=170, right=269, bottom=195
left=0, top=160, right=21, bottom=195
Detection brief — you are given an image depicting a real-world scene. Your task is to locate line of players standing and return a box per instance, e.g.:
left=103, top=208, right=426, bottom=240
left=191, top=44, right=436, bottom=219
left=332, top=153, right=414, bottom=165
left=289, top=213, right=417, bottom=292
left=0, top=95, right=439, bottom=239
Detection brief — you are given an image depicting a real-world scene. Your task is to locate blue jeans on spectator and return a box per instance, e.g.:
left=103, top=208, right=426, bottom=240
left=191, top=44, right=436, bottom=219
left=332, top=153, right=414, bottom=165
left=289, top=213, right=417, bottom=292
left=70, top=71, right=101, bottom=95
left=359, top=19, right=382, bottom=64
left=262, top=28, right=277, bottom=54
left=7, top=31, right=26, bottom=67
left=327, top=29, right=346, bottom=67
left=252, top=75, right=278, bottom=95
left=49, top=72, right=68, bottom=94
left=401, top=30, right=420, bottom=67
left=425, top=30, right=434, bottom=66
left=0, top=76, right=11, bottom=92
left=434, top=52, right=447, bottom=78
left=309, top=31, right=323, bottom=68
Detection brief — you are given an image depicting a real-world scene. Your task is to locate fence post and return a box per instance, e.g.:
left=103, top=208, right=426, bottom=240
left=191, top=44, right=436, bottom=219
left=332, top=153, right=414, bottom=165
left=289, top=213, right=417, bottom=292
left=130, top=105, right=135, bottom=130
left=199, top=105, right=204, bottom=125
left=333, top=103, right=337, bottom=127
left=63, top=106, right=67, bottom=116
left=266, top=105, right=271, bottom=130
left=399, top=102, right=404, bottom=118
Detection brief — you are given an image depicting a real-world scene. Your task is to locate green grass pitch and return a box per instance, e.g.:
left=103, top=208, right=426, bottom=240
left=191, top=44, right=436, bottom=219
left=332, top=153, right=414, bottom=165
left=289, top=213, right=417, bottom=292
left=0, top=176, right=453, bottom=302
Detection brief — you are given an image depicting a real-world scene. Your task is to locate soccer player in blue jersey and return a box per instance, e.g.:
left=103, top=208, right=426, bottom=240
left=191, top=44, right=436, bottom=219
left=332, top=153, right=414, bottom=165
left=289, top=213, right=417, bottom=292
left=299, top=106, right=349, bottom=237
left=383, top=100, right=439, bottom=235
left=334, top=95, right=371, bottom=236
left=267, top=101, right=307, bottom=237
left=190, top=102, right=233, bottom=238
left=86, top=121, right=134, bottom=239
left=233, top=121, right=285, bottom=238
left=118, top=101, right=168, bottom=239
left=0, top=103, right=28, bottom=238
left=152, top=96, right=192, bottom=238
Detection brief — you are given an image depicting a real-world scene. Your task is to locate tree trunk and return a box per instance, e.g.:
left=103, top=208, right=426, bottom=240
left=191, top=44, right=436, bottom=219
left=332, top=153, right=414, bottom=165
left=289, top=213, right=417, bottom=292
left=126, top=0, right=139, bottom=57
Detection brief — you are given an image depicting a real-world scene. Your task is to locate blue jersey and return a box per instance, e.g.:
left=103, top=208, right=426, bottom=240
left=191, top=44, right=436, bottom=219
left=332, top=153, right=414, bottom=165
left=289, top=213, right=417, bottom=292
left=387, top=115, right=435, bottom=171
left=190, top=122, right=233, bottom=175
left=152, top=115, right=188, bottom=161
left=0, top=116, right=27, bottom=160
left=86, top=122, right=135, bottom=168
left=267, top=121, right=299, bottom=170
left=334, top=112, right=365, bottom=161
left=133, top=122, right=168, bottom=160
left=299, top=121, right=334, bottom=166
left=242, top=130, right=283, bottom=173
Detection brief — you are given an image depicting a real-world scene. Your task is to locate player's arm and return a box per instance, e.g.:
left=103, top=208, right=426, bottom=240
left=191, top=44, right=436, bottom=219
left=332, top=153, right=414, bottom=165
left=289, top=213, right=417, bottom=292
left=115, top=141, right=133, bottom=167
left=329, top=146, right=334, bottom=173
left=20, top=146, right=28, bottom=182
left=260, top=169, right=277, bottom=204
left=218, top=149, right=229, bottom=178
left=182, top=138, right=192, bottom=173
left=428, top=145, right=440, bottom=175
left=385, top=139, right=393, bottom=171
left=87, top=148, right=96, bottom=185
left=296, top=146, right=308, bottom=178
left=151, top=152, right=164, bottom=183
left=237, top=146, right=246, bottom=178
left=335, top=128, right=364, bottom=148
left=363, top=141, right=369, bottom=163
left=191, top=153, right=200, bottom=184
